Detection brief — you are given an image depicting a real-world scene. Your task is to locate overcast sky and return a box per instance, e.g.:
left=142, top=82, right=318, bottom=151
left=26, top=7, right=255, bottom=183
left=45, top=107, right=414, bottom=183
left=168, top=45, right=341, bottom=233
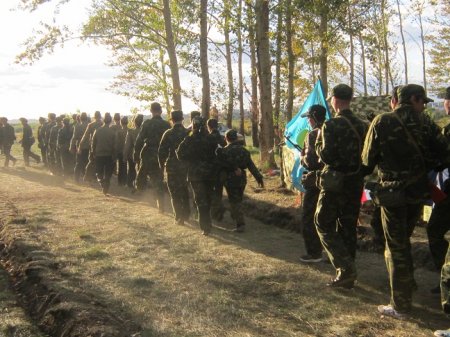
left=0, top=1, right=434, bottom=121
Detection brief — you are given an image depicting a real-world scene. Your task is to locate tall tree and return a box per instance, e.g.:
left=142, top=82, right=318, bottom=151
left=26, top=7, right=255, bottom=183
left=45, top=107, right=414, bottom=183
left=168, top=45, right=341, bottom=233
left=274, top=0, right=283, bottom=128
left=285, top=0, right=294, bottom=122
left=223, top=0, right=235, bottom=128
left=255, top=0, right=275, bottom=167
left=200, top=0, right=211, bottom=118
left=395, top=0, right=408, bottom=84
left=237, top=0, right=246, bottom=140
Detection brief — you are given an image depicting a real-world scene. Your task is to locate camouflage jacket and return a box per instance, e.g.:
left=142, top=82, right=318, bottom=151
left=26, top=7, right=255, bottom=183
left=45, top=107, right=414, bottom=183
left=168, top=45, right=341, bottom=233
left=44, top=121, right=56, bottom=148
left=218, top=142, right=263, bottom=186
left=37, top=123, right=47, bottom=147
left=116, top=126, right=128, bottom=155
left=21, top=124, right=34, bottom=147
left=176, top=130, right=217, bottom=182
left=91, top=125, right=117, bottom=158
left=79, top=120, right=102, bottom=151
left=57, top=125, right=73, bottom=151
left=123, top=128, right=139, bottom=161
left=362, top=104, right=450, bottom=201
left=158, top=124, right=188, bottom=174
left=70, top=121, right=88, bottom=152
left=209, top=129, right=226, bottom=148
left=301, top=127, right=323, bottom=172
left=49, top=125, right=62, bottom=150
left=2, top=124, right=16, bottom=146
left=134, top=115, right=170, bottom=162
left=316, top=109, right=367, bottom=174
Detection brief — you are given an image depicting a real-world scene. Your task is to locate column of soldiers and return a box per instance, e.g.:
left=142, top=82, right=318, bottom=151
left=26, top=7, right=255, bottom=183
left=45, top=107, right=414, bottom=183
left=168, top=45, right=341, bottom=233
left=298, top=83, right=450, bottom=333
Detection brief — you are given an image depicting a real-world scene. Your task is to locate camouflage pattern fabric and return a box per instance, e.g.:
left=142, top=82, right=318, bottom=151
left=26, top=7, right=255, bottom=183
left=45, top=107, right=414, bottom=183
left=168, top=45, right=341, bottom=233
left=362, top=104, right=450, bottom=313
left=219, top=142, right=263, bottom=227
left=314, top=109, right=367, bottom=277
left=158, top=124, right=190, bottom=221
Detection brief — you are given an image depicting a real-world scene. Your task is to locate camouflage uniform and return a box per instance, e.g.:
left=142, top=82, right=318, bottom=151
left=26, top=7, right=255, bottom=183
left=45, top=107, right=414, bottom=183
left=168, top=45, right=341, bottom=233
left=209, top=128, right=227, bottom=220
left=219, top=141, right=263, bottom=230
left=21, top=123, right=40, bottom=166
left=176, top=128, right=217, bottom=234
left=362, top=104, right=450, bottom=313
left=124, top=126, right=140, bottom=189
left=158, top=123, right=190, bottom=222
left=44, top=120, right=56, bottom=168
left=91, top=123, right=117, bottom=194
left=116, top=125, right=128, bottom=186
left=71, top=119, right=89, bottom=182
left=37, top=120, right=48, bottom=166
left=300, top=127, right=324, bottom=258
left=57, top=120, right=74, bottom=176
left=134, top=115, right=170, bottom=210
left=79, top=119, right=103, bottom=182
left=315, top=109, right=367, bottom=280
left=48, top=121, right=63, bottom=174
left=1, top=122, right=16, bottom=167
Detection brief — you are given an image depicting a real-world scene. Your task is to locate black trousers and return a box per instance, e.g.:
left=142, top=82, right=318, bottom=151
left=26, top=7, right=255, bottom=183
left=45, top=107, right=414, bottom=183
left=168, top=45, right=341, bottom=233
left=95, top=156, right=114, bottom=194
left=127, top=159, right=137, bottom=188
left=427, top=197, right=450, bottom=270
left=3, top=145, right=16, bottom=167
left=75, top=149, right=89, bottom=182
left=22, top=145, right=40, bottom=166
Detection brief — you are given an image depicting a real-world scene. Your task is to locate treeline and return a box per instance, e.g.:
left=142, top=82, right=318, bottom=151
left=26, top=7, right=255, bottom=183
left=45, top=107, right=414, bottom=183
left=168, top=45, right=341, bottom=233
left=16, top=0, right=450, bottom=167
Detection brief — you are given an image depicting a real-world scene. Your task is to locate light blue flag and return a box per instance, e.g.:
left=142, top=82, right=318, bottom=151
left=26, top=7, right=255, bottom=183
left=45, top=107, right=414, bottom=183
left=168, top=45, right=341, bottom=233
left=284, top=79, right=331, bottom=192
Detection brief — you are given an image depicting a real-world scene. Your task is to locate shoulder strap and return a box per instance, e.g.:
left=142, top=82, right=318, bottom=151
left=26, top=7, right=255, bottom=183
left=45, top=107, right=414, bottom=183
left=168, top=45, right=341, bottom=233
left=339, top=115, right=362, bottom=174
left=392, top=113, right=425, bottom=169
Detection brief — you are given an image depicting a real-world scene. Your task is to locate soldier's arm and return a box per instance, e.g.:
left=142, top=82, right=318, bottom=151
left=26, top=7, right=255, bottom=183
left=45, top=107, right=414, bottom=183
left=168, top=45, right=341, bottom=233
left=361, top=117, right=381, bottom=176
left=246, top=150, right=263, bottom=185
left=70, top=125, right=78, bottom=152
left=315, top=121, right=337, bottom=166
left=176, top=136, right=192, bottom=162
left=134, top=124, right=146, bottom=162
left=158, top=130, right=170, bottom=169
left=91, top=130, right=98, bottom=157
left=78, top=125, right=91, bottom=152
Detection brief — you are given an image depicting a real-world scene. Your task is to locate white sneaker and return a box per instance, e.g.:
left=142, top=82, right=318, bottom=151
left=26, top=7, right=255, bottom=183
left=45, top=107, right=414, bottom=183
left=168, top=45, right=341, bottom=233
left=377, top=305, right=407, bottom=319
left=434, top=329, right=450, bottom=337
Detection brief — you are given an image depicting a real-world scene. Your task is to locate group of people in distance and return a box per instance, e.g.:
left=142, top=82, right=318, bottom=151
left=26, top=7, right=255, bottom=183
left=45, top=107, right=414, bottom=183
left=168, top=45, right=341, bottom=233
left=299, top=83, right=450, bottom=336
left=0, top=102, right=264, bottom=237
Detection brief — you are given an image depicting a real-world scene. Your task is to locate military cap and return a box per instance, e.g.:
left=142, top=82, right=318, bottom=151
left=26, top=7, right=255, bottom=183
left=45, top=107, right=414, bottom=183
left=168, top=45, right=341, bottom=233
left=39, top=117, right=46, bottom=122
left=300, top=104, right=326, bottom=122
left=225, top=129, right=238, bottom=142
left=398, top=84, right=433, bottom=104
left=445, top=87, right=450, bottom=100
left=94, top=111, right=102, bottom=119
left=80, top=112, right=88, bottom=121
left=170, top=110, right=184, bottom=121
left=207, top=118, right=219, bottom=129
left=190, top=110, right=201, bottom=120
left=330, top=84, right=353, bottom=101
left=103, top=112, right=112, bottom=124
left=48, top=113, right=56, bottom=120
left=120, top=116, right=128, bottom=125
left=19, top=117, right=28, bottom=123
left=113, top=112, right=121, bottom=121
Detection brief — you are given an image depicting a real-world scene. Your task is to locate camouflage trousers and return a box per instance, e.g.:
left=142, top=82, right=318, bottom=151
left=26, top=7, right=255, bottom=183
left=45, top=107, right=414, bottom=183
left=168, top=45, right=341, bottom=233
left=301, top=185, right=322, bottom=257
left=314, top=177, right=363, bottom=275
left=224, top=182, right=246, bottom=227
left=136, top=156, right=164, bottom=211
left=190, top=180, right=214, bottom=233
left=167, top=171, right=190, bottom=222
left=441, top=245, right=450, bottom=314
left=427, top=197, right=450, bottom=270
left=22, top=145, right=40, bottom=166
left=381, top=203, right=421, bottom=312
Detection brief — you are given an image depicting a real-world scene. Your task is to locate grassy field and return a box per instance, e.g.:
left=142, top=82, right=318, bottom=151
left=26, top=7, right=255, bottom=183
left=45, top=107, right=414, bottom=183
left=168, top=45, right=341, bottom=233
left=0, top=162, right=448, bottom=336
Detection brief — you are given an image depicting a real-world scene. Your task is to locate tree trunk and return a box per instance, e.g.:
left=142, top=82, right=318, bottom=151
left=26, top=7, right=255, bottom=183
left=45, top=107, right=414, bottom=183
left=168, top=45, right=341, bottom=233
left=348, top=4, right=354, bottom=89
left=159, top=48, right=171, bottom=114
left=224, top=2, right=234, bottom=129
left=247, top=0, right=259, bottom=148
left=274, top=0, right=283, bottom=128
left=319, top=10, right=328, bottom=96
left=381, top=0, right=390, bottom=95
left=418, top=7, right=427, bottom=91
left=200, top=0, right=211, bottom=118
left=285, top=0, right=294, bottom=122
left=255, top=0, right=275, bottom=168
left=358, top=33, right=368, bottom=95
left=163, top=0, right=182, bottom=110
left=237, top=0, right=245, bottom=143
left=396, top=0, right=408, bottom=84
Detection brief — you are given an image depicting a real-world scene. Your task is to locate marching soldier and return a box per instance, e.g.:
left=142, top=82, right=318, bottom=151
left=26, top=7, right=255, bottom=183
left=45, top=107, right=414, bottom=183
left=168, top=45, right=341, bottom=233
left=123, top=114, right=144, bottom=190
left=0, top=117, right=17, bottom=167
left=37, top=117, right=48, bottom=166
left=79, top=111, right=103, bottom=182
left=72, top=112, right=89, bottom=182
left=19, top=117, right=40, bottom=166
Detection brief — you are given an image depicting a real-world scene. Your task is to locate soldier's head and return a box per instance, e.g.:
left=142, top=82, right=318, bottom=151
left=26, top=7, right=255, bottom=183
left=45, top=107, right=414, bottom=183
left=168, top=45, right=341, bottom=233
left=72, top=113, right=78, bottom=122
left=19, top=117, right=28, bottom=125
left=39, top=117, right=46, bottom=125
left=206, top=118, right=219, bottom=133
left=170, top=110, right=184, bottom=124
left=444, top=87, right=450, bottom=115
left=192, top=116, right=205, bottom=134
left=398, top=84, right=433, bottom=113
left=150, top=102, right=162, bottom=116
left=133, top=114, right=144, bottom=128
left=48, top=113, right=56, bottom=121
left=390, top=85, right=402, bottom=111
left=80, top=112, right=88, bottom=122
left=329, top=84, right=353, bottom=113
left=225, top=129, right=238, bottom=144
left=190, top=110, right=201, bottom=122
left=55, top=116, right=63, bottom=126
left=120, top=116, right=128, bottom=127
left=103, top=112, right=112, bottom=125
left=301, top=104, right=326, bottom=128
left=63, top=118, right=71, bottom=126
left=94, top=110, right=102, bottom=120
left=113, top=113, right=121, bottom=124
left=0, top=117, right=6, bottom=125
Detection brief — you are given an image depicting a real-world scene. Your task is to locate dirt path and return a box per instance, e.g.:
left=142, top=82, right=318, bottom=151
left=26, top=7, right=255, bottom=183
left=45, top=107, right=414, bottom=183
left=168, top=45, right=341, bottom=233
left=0, top=165, right=448, bottom=337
